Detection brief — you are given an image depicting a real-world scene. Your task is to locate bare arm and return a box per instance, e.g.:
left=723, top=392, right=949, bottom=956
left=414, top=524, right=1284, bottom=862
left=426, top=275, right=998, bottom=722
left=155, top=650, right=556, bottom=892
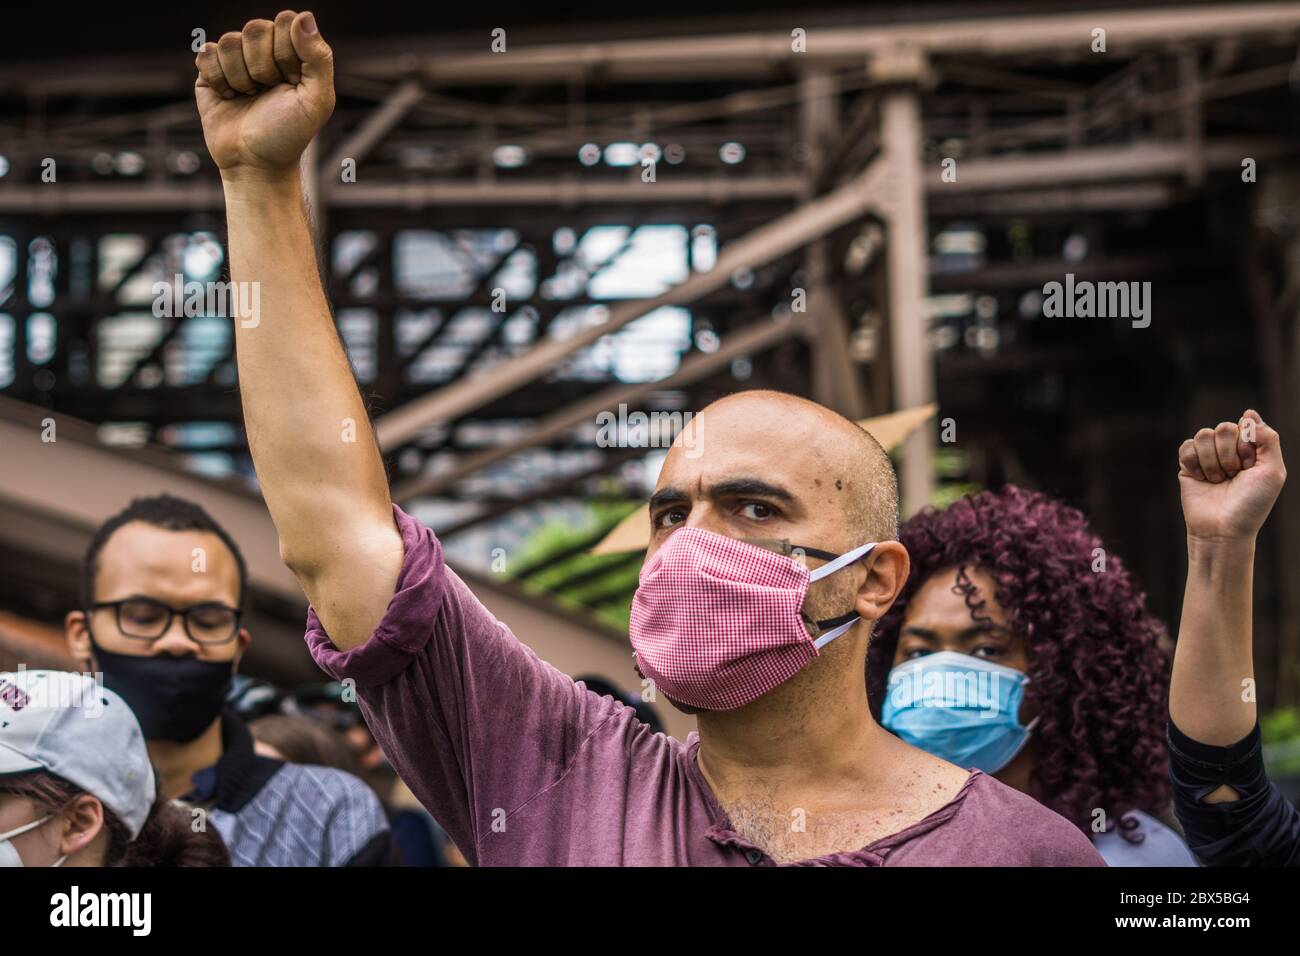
left=1170, top=410, right=1286, bottom=751
left=195, top=12, right=401, bottom=649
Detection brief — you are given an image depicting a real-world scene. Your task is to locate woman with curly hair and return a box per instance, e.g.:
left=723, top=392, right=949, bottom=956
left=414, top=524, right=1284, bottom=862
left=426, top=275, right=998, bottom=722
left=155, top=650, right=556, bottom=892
left=866, top=484, right=1196, bottom=866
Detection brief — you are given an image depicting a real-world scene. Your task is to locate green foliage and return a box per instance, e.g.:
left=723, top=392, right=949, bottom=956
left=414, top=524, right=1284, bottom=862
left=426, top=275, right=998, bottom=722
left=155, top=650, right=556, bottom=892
left=932, top=482, right=981, bottom=509
left=933, top=447, right=969, bottom=479
left=1262, top=707, right=1300, bottom=743
left=508, top=499, right=642, bottom=631
left=1261, top=707, right=1300, bottom=775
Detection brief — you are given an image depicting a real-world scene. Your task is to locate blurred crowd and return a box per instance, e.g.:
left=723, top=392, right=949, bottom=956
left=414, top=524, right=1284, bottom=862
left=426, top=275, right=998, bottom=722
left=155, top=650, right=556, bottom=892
left=0, top=486, right=667, bottom=868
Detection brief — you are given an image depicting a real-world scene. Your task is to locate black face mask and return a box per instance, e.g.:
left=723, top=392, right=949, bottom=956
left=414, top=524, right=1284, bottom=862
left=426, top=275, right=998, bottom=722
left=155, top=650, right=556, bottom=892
left=88, top=638, right=234, bottom=743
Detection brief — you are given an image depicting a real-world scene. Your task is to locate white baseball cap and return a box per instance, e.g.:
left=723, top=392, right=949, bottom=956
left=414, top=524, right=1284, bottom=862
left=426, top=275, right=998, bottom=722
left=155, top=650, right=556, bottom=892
left=0, top=669, right=156, bottom=839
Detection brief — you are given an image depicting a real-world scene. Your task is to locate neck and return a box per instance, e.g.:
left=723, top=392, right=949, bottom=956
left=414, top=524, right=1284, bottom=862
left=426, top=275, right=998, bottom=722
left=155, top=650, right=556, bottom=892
left=148, top=717, right=224, bottom=800
left=66, top=836, right=109, bottom=867
left=694, top=640, right=889, bottom=797
left=994, top=743, right=1036, bottom=796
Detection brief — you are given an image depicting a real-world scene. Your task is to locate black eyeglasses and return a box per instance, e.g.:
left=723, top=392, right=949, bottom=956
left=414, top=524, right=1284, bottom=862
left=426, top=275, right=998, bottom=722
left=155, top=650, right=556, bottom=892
left=88, top=597, right=242, bottom=645
left=739, top=538, right=841, bottom=564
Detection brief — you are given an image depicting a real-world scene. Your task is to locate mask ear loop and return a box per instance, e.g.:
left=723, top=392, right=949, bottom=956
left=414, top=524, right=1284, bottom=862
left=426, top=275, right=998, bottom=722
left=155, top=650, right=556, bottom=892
left=988, top=714, right=1040, bottom=774
left=811, top=617, right=859, bottom=650
left=0, top=814, right=52, bottom=842
left=807, top=541, right=877, bottom=582
left=806, top=542, right=878, bottom=649
left=987, top=676, right=1039, bottom=773
left=0, top=814, right=66, bottom=866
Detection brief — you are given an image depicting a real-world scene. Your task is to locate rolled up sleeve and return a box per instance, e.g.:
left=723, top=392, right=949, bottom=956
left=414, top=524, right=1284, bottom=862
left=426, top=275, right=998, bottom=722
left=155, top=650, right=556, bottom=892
left=304, top=505, right=613, bottom=865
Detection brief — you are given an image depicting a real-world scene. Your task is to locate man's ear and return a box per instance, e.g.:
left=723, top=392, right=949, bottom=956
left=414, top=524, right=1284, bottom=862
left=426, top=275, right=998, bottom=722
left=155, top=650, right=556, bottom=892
left=853, top=542, right=910, bottom=623
left=65, top=611, right=93, bottom=668
left=231, top=626, right=252, bottom=671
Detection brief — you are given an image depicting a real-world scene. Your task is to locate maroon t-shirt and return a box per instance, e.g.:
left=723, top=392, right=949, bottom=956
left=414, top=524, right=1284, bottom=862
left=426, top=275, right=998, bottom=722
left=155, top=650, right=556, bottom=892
left=306, top=506, right=1105, bottom=867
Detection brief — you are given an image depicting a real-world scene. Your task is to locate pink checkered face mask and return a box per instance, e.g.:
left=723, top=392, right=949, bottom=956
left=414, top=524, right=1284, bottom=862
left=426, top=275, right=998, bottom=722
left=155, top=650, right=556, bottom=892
left=629, top=528, right=877, bottom=710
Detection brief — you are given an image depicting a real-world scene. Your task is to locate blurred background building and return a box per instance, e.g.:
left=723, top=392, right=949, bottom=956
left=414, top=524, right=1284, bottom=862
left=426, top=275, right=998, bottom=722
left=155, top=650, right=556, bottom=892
left=2, top=1, right=1300, bottom=750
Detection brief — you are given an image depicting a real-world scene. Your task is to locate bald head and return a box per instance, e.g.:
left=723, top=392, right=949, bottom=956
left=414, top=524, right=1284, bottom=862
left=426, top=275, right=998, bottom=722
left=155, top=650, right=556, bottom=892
left=646, top=389, right=908, bottom=719
left=658, top=390, right=898, bottom=551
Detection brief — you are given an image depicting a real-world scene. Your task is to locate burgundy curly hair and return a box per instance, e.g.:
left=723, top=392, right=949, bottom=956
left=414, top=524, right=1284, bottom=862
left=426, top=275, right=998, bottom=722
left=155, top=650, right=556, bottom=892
left=867, top=485, right=1172, bottom=841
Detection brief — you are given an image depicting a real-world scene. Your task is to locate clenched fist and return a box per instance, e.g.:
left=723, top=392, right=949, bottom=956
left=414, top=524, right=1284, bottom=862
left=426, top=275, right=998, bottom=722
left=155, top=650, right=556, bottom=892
left=1178, top=409, right=1286, bottom=542
left=194, top=10, right=335, bottom=178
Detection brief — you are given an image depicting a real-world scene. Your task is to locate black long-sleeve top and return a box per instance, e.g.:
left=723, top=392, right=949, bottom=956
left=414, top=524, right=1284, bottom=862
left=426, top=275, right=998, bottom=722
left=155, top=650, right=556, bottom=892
left=1168, top=716, right=1300, bottom=866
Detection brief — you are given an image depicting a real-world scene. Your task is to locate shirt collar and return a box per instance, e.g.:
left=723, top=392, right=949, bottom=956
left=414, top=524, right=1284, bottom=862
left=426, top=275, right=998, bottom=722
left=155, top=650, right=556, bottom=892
left=181, top=709, right=283, bottom=812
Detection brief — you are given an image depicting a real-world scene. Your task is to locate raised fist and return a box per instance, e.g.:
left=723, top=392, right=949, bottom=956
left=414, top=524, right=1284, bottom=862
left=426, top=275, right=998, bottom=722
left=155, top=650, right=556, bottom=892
left=194, top=10, right=335, bottom=178
left=1178, top=409, right=1287, bottom=542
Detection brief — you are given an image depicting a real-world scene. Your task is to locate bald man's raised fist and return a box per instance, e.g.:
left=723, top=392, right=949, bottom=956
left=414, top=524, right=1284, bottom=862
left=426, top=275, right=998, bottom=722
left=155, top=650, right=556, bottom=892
left=194, top=11, right=335, bottom=178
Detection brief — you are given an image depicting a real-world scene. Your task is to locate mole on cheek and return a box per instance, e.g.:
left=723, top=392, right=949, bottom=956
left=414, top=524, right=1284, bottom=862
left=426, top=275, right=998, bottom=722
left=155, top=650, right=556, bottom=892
left=835, top=479, right=844, bottom=490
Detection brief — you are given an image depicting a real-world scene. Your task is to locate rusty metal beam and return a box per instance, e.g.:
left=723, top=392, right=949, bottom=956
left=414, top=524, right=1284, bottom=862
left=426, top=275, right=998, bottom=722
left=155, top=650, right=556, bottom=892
left=391, top=310, right=805, bottom=500
left=375, top=154, right=890, bottom=451
left=323, top=77, right=426, bottom=175
left=878, top=92, right=935, bottom=517
left=800, top=70, right=867, bottom=420
left=6, top=139, right=1280, bottom=215
left=324, top=174, right=804, bottom=207
left=434, top=446, right=643, bottom=540
left=941, top=138, right=1286, bottom=193
left=7, top=4, right=1299, bottom=97
left=0, top=397, right=296, bottom=599
left=352, top=5, right=1300, bottom=84
left=0, top=182, right=224, bottom=214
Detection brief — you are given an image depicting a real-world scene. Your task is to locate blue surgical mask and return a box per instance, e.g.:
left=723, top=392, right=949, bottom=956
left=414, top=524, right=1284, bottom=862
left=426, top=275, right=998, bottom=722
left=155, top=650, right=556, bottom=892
left=881, top=651, right=1038, bottom=774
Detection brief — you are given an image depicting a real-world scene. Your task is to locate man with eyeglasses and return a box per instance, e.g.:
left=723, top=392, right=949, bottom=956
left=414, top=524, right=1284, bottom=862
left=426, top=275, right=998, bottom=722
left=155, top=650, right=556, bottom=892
left=64, top=493, right=394, bottom=866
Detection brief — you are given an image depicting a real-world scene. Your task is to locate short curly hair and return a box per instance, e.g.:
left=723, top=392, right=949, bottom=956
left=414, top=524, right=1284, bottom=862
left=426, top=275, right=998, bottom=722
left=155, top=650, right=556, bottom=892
left=867, top=485, right=1172, bottom=840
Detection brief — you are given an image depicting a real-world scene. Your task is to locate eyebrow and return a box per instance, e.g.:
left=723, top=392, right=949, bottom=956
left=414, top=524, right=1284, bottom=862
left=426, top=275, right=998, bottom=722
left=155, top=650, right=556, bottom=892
left=647, top=478, right=797, bottom=512
left=900, top=622, right=1012, bottom=641
left=648, top=487, right=690, bottom=512
left=98, top=593, right=238, bottom=610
